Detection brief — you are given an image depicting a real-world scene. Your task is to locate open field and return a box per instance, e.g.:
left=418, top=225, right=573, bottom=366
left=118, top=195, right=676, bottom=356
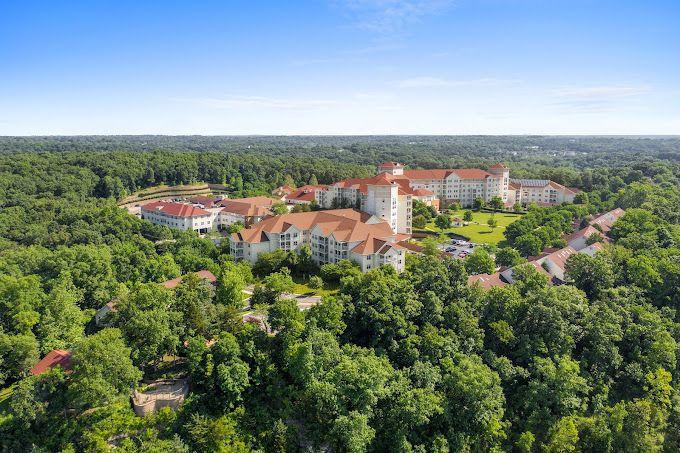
left=423, top=210, right=523, bottom=245
left=291, top=277, right=339, bottom=297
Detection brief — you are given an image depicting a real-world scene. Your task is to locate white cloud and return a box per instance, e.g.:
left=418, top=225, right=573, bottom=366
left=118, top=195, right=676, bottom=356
left=554, top=85, right=651, bottom=100
left=551, top=85, right=651, bottom=113
left=333, top=0, right=454, bottom=33
left=180, top=96, right=342, bottom=110
left=395, top=76, right=520, bottom=88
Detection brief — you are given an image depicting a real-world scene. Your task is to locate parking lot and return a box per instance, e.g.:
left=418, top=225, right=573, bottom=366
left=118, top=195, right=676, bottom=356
left=439, top=239, right=477, bottom=258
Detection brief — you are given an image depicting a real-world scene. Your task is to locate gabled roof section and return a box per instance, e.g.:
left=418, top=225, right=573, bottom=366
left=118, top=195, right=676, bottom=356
left=285, top=185, right=327, bottom=202
left=590, top=208, right=625, bottom=233
left=142, top=201, right=211, bottom=217
left=402, top=168, right=494, bottom=180
left=468, top=273, right=507, bottom=289
left=30, top=350, right=73, bottom=376
left=231, top=209, right=394, bottom=245
left=542, top=246, right=577, bottom=271
left=163, top=270, right=217, bottom=289
left=379, top=161, right=403, bottom=168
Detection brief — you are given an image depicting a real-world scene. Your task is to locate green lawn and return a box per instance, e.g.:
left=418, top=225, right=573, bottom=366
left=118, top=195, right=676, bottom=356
left=291, top=276, right=339, bottom=297
left=424, top=210, right=523, bottom=245
left=0, top=384, right=14, bottom=412
left=251, top=276, right=339, bottom=297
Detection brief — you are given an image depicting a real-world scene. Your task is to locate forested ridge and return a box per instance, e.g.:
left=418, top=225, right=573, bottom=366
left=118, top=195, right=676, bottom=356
left=0, top=138, right=679, bottom=452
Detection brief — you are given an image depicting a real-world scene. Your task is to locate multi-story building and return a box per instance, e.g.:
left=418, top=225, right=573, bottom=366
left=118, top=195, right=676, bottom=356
left=216, top=196, right=274, bottom=227
left=141, top=202, right=213, bottom=233
left=141, top=196, right=275, bottom=232
left=229, top=209, right=406, bottom=272
left=284, top=185, right=327, bottom=205
left=315, top=173, right=421, bottom=235
left=379, top=162, right=510, bottom=207
left=508, top=179, right=577, bottom=206
left=316, top=162, right=512, bottom=234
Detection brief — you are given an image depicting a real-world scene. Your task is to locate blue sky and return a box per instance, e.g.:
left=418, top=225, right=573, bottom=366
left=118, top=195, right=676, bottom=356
left=1, top=0, right=679, bottom=135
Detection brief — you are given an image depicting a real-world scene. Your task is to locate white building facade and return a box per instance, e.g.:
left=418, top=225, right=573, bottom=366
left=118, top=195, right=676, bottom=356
left=230, top=209, right=406, bottom=273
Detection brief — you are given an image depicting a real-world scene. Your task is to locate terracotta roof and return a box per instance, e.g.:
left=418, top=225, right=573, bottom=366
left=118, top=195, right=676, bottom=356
left=379, top=161, right=403, bottom=168
left=403, top=168, right=494, bottom=180
left=231, top=209, right=396, bottom=247
left=542, top=246, right=577, bottom=271
left=188, top=196, right=218, bottom=208
left=564, top=225, right=600, bottom=243
left=412, top=188, right=435, bottom=196
left=30, top=350, right=72, bottom=376
left=142, top=202, right=211, bottom=217
left=468, top=273, right=507, bottom=289
left=590, top=208, right=625, bottom=233
left=163, top=270, right=217, bottom=289
left=220, top=200, right=271, bottom=217
left=330, top=173, right=418, bottom=196
left=548, top=181, right=577, bottom=194
left=508, top=181, right=521, bottom=190
left=489, top=163, right=508, bottom=170
left=285, top=185, right=327, bottom=203
left=272, top=185, right=295, bottom=195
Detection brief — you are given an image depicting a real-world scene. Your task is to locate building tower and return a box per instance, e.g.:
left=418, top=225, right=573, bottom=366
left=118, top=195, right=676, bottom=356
left=488, top=163, right=510, bottom=202
left=377, top=162, right=404, bottom=176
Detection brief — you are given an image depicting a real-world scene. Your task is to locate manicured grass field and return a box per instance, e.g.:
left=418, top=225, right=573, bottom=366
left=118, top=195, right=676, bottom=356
left=424, top=210, right=523, bottom=245
left=291, top=276, right=339, bottom=297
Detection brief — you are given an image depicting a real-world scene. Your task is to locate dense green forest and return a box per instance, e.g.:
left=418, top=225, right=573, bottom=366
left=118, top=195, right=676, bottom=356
left=0, top=137, right=679, bottom=452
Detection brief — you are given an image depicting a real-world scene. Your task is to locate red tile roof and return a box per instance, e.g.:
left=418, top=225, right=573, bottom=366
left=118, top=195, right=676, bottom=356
left=188, top=196, right=218, bottom=208
left=379, top=161, right=403, bottom=168
left=489, top=163, right=508, bottom=170
left=542, top=246, right=577, bottom=271
left=163, top=270, right=217, bottom=289
left=30, top=350, right=72, bottom=376
left=142, top=202, right=211, bottom=217
left=564, top=225, right=600, bottom=243
left=285, top=185, right=327, bottom=203
left=402, top=168, right=495, bottom=180
left=468, top=273, right=507, bottom=289
left=590, top=208, right=625, bottom=233
left=413, top=188, right=435, bottom=196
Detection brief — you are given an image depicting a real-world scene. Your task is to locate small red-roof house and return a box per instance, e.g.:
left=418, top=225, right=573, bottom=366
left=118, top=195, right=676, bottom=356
left=162, top=270, right=217, bottom=289
left=468, top=273, right=507, bottom=290
left=30, top=350, right=73, bottom=376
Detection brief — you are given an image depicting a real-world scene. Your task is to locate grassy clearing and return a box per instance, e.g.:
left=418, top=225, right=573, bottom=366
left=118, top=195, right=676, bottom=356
left=424, top=209, right=523, bottom=245
left=291, top=276, right=339, bottom=297
left=0, top=384, right=14, bottom=412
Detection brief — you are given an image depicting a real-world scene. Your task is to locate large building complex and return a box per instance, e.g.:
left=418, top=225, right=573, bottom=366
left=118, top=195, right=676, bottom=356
left=315, top=162, right=509, bottom=234
left=140, top=196, right=274, bottom=233
left=229, top=209, right=406, bottom=272
left=508, top=179, right=577, bottom=206
left=378, top=161, right=511, bottom=207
